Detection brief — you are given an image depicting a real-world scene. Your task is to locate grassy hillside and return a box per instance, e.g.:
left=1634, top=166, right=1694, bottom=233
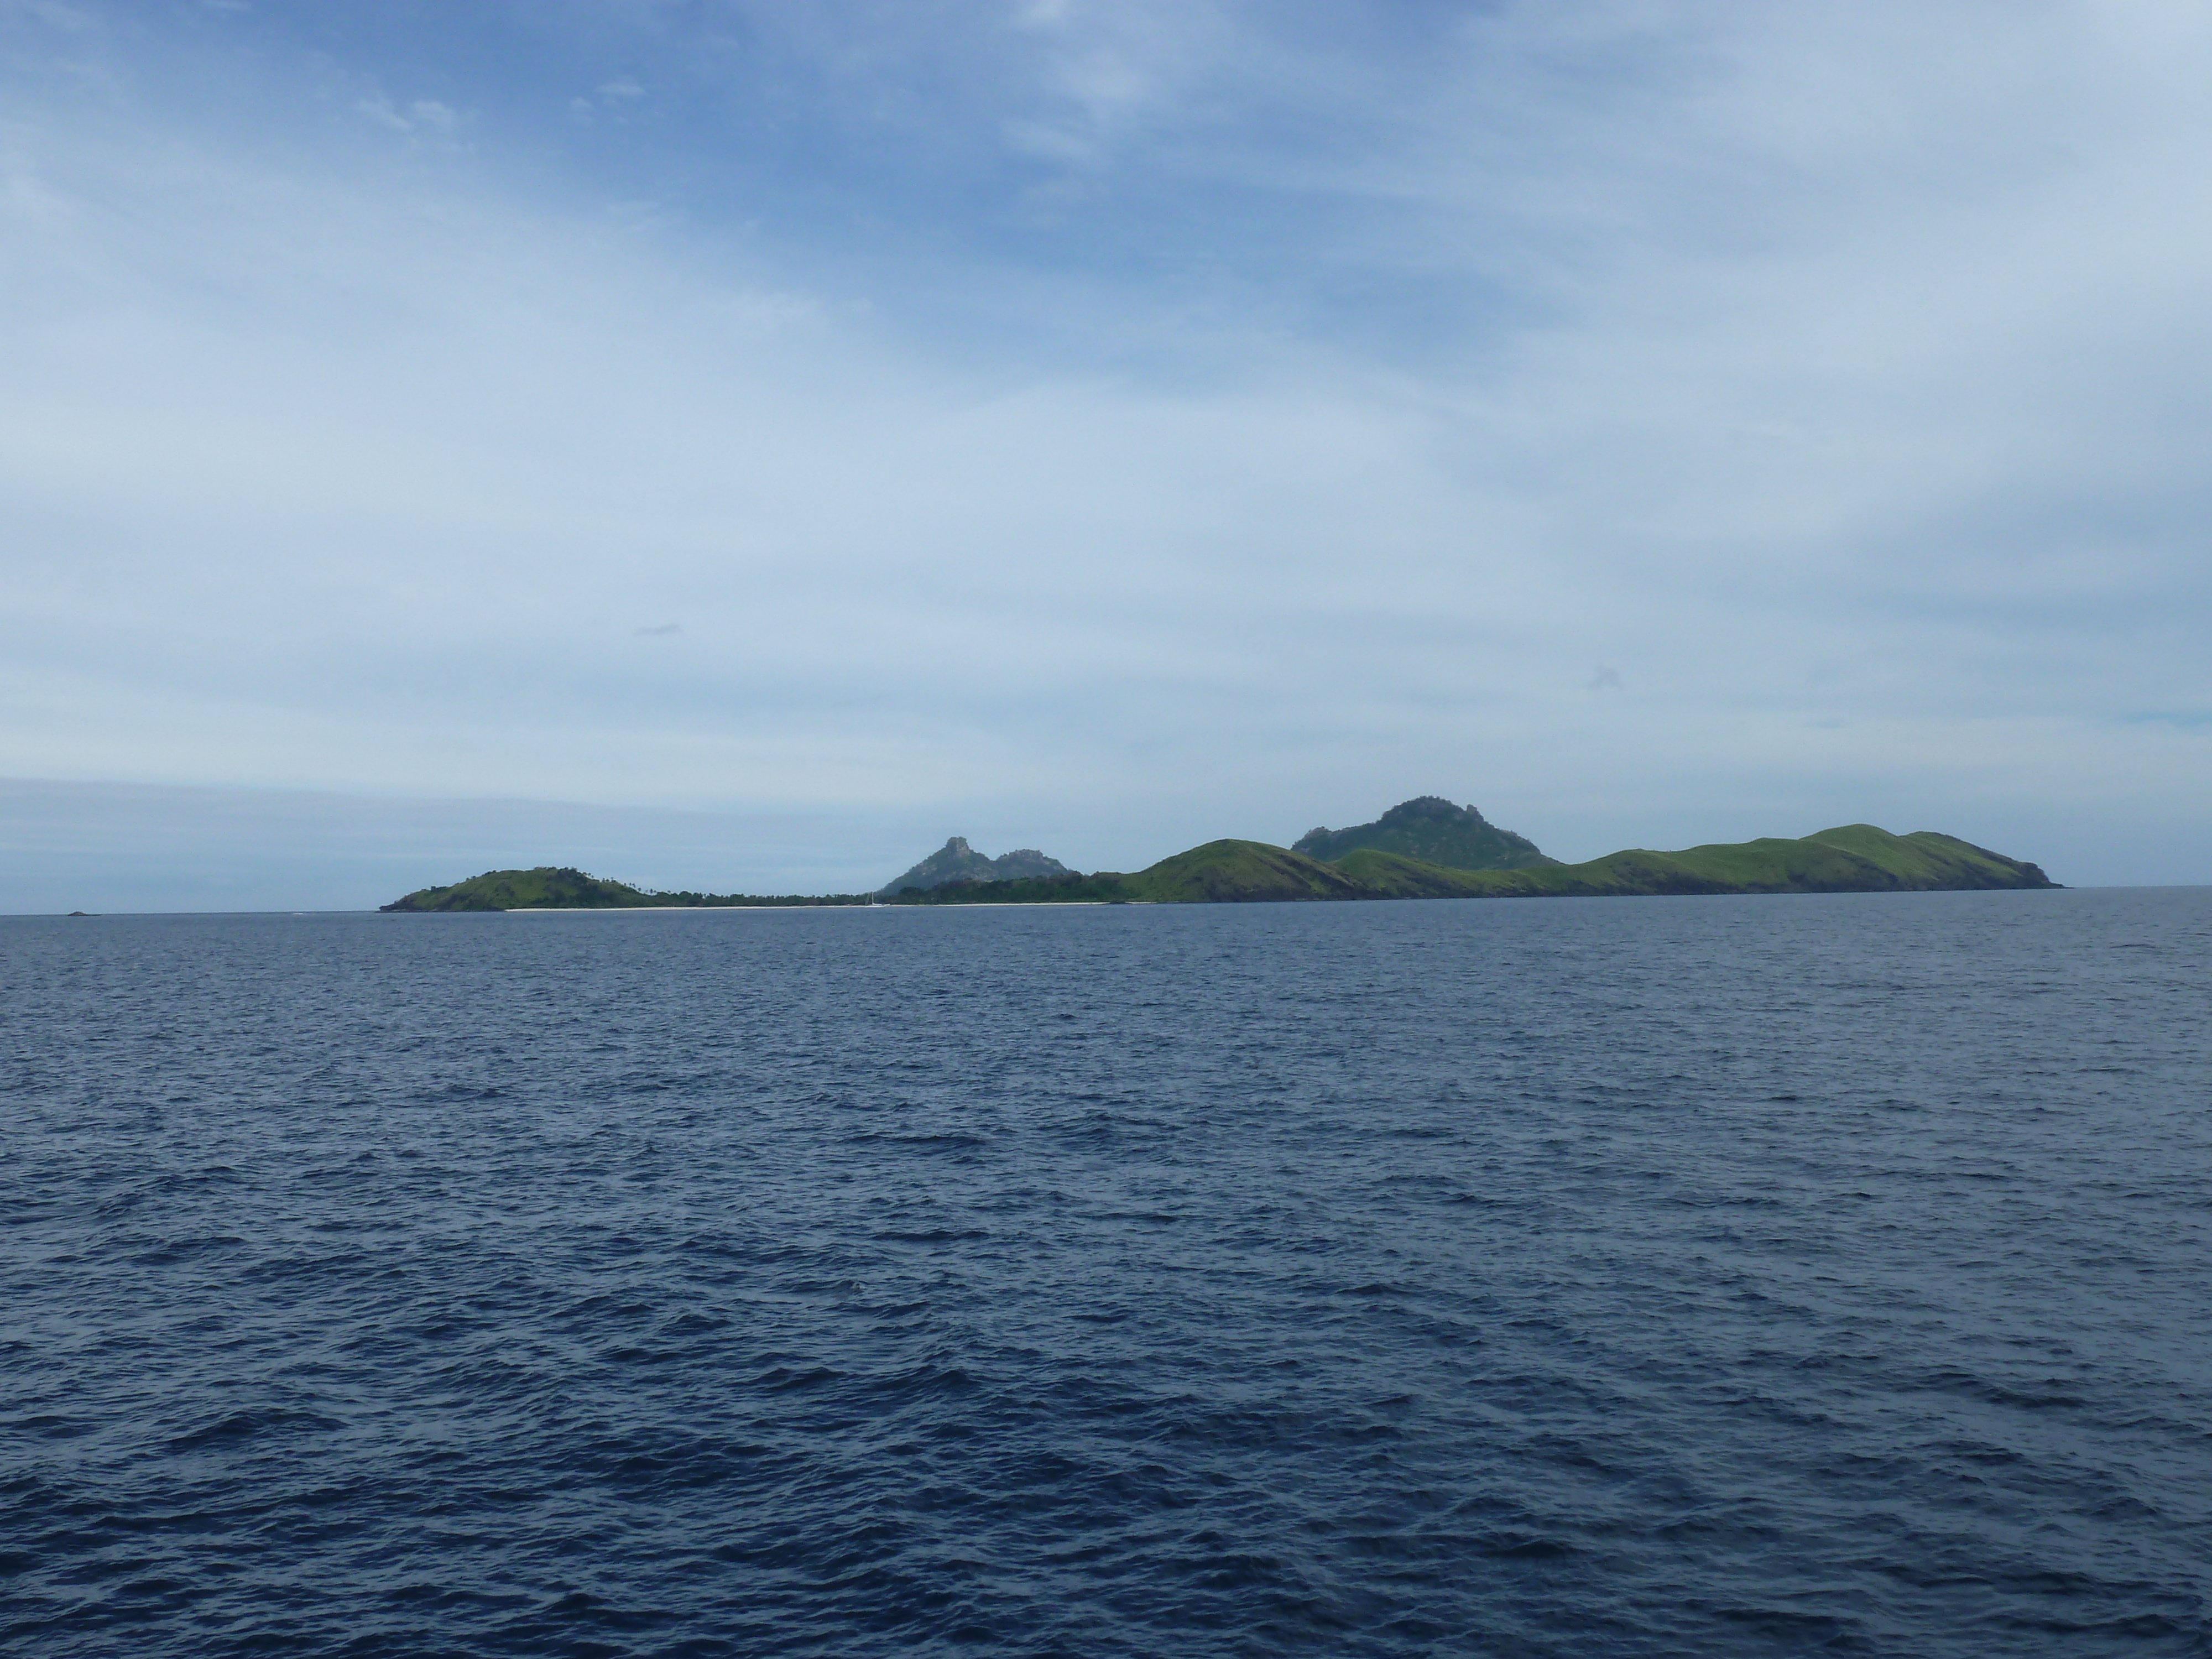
left=1326, top=824, right=2056, bottom=900
left=1123, top=840, right=1370, bottom=902
left=1329, top=848, right=1505, bottom=896
left=886, top=824, right=2057, bottom=906
left=1446, top=825, right=2057, bottom=898
left=1801, top=826, right=2054, bottom=889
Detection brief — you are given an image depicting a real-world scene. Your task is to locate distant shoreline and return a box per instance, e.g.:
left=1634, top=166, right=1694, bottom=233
left=378, top=820, right=2058, bottom=915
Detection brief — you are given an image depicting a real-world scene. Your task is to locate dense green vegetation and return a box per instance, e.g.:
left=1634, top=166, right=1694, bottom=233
left=381, top=817, right=2058, bottom=912
left=1293, top=795, right=1556, bottom=870
left=888, top=825, right=2057, bottom=905
left=378, top=867, right=873, bottom=912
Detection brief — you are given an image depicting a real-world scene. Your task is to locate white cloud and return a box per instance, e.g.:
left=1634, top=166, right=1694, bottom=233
left=0, top=2, right=2208, bottom=895
left=354, top=93, right=460, bottom=137
left=10, top=1, right=95, bottom=32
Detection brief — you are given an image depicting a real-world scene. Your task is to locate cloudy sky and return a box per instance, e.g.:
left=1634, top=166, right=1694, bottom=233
left=4, top=0, right=2208, bottom=907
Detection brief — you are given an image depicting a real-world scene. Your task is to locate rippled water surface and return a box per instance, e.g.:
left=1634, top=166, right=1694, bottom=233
left=4, top=890, right=2209, bottom=1656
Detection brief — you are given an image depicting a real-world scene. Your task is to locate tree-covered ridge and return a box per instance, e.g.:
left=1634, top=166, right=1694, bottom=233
left=1293, top=795, right=1556, bottom=870
left=378, top=867, right=872, bottom=912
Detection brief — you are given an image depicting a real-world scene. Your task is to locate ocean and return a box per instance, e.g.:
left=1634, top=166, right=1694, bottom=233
left=4, top=889, right=2208, bottom=1656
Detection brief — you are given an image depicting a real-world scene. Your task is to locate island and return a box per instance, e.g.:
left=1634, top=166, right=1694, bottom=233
left=380, top=797, right=2059, bottom=911
left=379, top=868, right=874, bottom=911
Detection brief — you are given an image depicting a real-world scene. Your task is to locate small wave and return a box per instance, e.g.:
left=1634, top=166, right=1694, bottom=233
left=165, top=1408, right=342, bottom=1451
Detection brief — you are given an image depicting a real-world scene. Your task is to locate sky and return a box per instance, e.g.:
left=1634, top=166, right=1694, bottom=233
left=3, top=0, right=2209, bottom=908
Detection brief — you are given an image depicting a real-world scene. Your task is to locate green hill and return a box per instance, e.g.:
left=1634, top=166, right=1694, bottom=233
left=1123, top=839, right=1369, bottom=902
left=1293, top=795, right=1555, bottom=870
left=1434, top=826, right=2057, bottom=898
left=380, top=867, right=658, bottom=911
left=378, top=867, right=872, bottom=911
left=886, top=823, right=2057, bottom=905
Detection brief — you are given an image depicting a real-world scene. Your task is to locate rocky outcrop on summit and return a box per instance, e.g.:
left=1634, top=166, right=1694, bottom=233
left=1293, top=796, right=1556, bottom=872
left=879, top=837, right=1074, bottom=896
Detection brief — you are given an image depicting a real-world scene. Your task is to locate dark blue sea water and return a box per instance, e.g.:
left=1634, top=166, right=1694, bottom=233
left=4, top=890, right=2209, bottom=1657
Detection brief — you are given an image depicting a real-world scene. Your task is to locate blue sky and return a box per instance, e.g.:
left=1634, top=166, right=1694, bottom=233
left=3, top=1, right=2209, bottom=906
